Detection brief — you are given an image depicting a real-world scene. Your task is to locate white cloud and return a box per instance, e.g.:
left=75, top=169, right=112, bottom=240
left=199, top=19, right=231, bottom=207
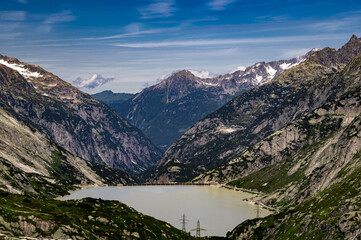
left=281, top=48, right=313, bottom=58
left=0, top=11, right=26, bottom=21
left=208, top=0, right=236, bottom=10
left=230, top=65, right=246, bottom=73
left=157, top=74, right=170, bottom=83
left=43, top=10, right=76, bottom=24
left=113, top=34, right=345, bottom=48
left=139, top=0, right=176, bottom=19
left=82, top=30, right=158, bottom=40
left=73, top=74, right=115, bottom=89
left=189, top=70, right=216, bottom=79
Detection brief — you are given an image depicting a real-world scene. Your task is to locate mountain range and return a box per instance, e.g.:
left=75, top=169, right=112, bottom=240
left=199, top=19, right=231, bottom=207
left=149, top=35, right=361, bottom=183
left=0, top=55, right=161, bottom=174
left=0, top=35, right=360, bottom=239
left=112, top=50, right=316, bottom=150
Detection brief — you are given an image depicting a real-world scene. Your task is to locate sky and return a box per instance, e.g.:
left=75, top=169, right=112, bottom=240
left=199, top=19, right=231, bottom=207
left=1, top=0, right=361, bottom=93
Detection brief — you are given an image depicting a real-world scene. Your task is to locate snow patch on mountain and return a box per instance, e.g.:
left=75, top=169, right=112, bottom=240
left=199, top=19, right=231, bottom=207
left=0, top=59, right=43, bottom=79
left=255, top=75, right=263, bottom=83
left=280, top=58, right=306, bottom=70
left=198, top=81, right=219, bottom=87
left=266, top=65, right=277, bottom=79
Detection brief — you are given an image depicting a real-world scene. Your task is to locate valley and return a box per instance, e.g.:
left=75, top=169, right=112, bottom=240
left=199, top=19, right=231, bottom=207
left=0, top=34, right=360, bottom=239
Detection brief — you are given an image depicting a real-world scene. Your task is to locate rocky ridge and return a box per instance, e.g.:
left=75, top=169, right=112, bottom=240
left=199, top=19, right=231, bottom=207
left=0, top=55, right=162, bottom=174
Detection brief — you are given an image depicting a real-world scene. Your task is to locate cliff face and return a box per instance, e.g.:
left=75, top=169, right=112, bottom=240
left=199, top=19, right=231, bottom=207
left=0, top=105, right=134, bottom=198
left=226, top=102, right=361, bottom=239
left=149, top=35, right=361, bottom=183
left=114, top=51, right=313, bottom=150
left=0, top=55, right=162, bottom=174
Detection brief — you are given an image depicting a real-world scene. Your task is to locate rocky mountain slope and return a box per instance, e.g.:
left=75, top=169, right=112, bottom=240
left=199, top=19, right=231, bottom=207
left=0, top=105, right=134, bottom=198
left=224, top=74, right=361, bottom=239
left=0, top=55, right=162, bottom=174
left=92, top=90, right=135, bottom=105
left=114, top=51, right=314, bottom=150
left=150, top=35, right=361, bottom=183
left=195, top=50, right=361, bottom=186
left=0, top=84, right=194, bottom=239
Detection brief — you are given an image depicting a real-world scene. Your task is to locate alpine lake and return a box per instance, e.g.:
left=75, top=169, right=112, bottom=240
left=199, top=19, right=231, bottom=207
left=62, top=185, right=272, bottom=237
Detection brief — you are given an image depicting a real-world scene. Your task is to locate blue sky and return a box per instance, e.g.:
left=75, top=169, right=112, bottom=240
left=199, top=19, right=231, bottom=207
left=1, top=0, right=361, bottom=93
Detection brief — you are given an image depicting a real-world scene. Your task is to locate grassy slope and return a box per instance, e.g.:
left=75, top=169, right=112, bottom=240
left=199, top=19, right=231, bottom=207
left=227, top=164, right=361, bottom=239
left=0, top=190, right=195, bottom=239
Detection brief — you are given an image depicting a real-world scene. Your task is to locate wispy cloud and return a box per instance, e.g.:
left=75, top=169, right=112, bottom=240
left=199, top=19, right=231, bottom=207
left=307, top=15, right=361, bottom=32
left=0, top=11, right=26, bottom=21
left=0, top=32, right=21, bottom=39
left=139, top=0, right=176, bottom=19
left=281, top=48, right=313, bottom=58
left=82, top=30, right=159, bottom=40
left=43, top=10, right=76, bottom=24
left=37, top=10, right=77, bottom=33
left=73, top=74, right=115, bottom=89
left=207, top=0, right=236, bottom=10
left=113, top=34, right=345, bottom=48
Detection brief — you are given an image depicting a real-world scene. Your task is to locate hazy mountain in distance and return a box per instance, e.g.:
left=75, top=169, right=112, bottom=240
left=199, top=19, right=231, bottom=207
left=92, top=90, right=135, bottom=105
left=113, top=49, right=316, bottom=150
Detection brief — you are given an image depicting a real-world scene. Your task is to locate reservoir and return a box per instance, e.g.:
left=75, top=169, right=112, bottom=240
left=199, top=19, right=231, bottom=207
left=62, top=185, right=271, bottom=237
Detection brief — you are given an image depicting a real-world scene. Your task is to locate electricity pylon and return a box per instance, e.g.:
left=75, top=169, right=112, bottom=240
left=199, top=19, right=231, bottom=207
left=254, top=201, right=261, bottom=218
left=179, top=214, right=188, bottom=232
left=190, top=220, right=206, bottom=238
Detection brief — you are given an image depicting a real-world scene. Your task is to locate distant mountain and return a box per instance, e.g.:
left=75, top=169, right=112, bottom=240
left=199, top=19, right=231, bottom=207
left=149, top=35, right=361, bottom=183
left=0, top=105, right=134, bottom=198
left=0, top=55, right=162, bottom=174
left=92, top=90, right=135, bottom=105
left=113, top=50, right=316, bottom=150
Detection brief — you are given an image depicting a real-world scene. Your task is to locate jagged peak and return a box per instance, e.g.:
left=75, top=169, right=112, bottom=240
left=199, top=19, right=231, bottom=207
left=349, top=34, right=359, bottom=41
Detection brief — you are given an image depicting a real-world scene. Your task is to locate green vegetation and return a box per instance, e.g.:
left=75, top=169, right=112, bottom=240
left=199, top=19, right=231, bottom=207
left=228, top=160, right=307, bottom=195
left=228, top=166, right=361, bottom=239
left=0, top=190, right=197, bottom=239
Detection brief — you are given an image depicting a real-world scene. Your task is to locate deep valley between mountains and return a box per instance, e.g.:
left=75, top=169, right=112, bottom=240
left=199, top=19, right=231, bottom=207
left=0, top=35, right=360, bottom=239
